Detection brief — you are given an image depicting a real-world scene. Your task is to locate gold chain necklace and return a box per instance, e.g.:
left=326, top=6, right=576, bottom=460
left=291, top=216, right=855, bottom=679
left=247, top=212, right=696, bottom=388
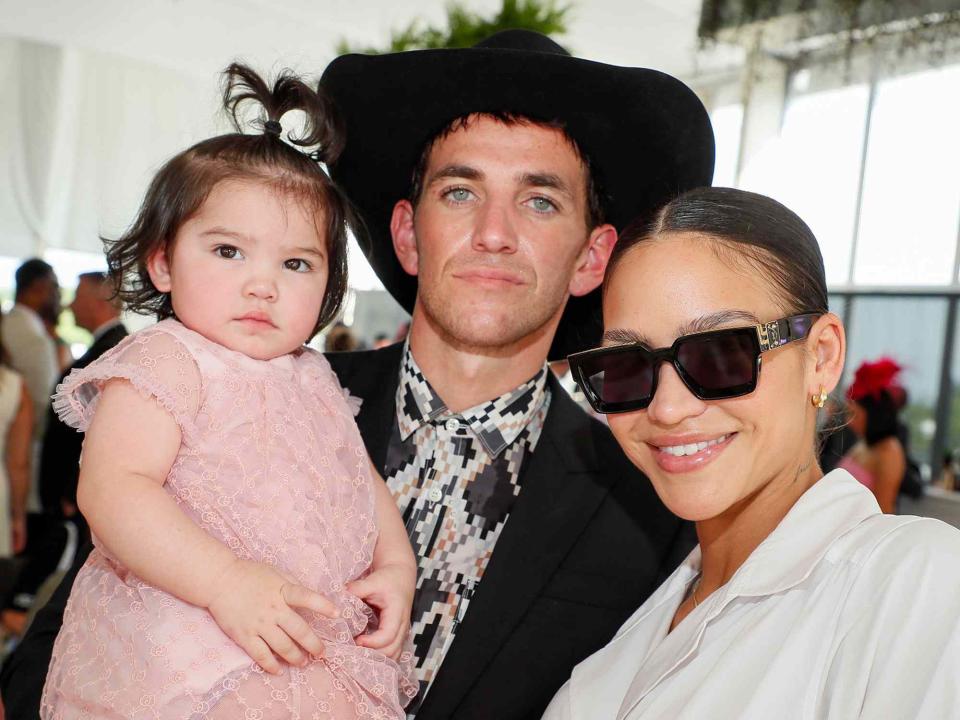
left=690, top=574, right=702, bottom=609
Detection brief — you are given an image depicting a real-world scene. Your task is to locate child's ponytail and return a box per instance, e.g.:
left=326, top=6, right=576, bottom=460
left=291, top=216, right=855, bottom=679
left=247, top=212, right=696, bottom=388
left=222, top=63, right=345, bottom=166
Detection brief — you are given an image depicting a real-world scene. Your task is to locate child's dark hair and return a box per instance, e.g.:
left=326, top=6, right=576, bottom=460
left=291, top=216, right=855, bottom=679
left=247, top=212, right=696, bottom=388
left=106, top=63, right=353, bottom=336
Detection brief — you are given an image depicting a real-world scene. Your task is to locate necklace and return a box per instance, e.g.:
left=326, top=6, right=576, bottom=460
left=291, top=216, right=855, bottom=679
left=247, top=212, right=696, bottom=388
left=689, top=574, right=702, bottom=609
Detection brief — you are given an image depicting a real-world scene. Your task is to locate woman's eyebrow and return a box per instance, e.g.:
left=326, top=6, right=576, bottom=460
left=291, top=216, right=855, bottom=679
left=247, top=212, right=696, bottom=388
left=602, top=328, right=649, bottom=346
left=601, top=310, right=762, bottom=348
left=676, top=310, right=761, bottom=336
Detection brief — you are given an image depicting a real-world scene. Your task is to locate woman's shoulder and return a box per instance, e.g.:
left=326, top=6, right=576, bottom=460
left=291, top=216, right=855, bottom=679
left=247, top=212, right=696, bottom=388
left=845, top=513, right=960, bottom=583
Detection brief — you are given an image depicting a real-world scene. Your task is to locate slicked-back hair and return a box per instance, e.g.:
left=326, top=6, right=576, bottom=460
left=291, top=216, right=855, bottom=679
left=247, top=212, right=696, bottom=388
left=608, top=187, right=829, bottom=316
left=106, top=63, right=356, bottom=337
left=407, top=111, right=606, bottom=230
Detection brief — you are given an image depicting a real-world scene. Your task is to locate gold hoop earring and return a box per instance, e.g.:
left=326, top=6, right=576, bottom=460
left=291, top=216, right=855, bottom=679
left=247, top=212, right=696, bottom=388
left=811, top=386, right=828, bottom=409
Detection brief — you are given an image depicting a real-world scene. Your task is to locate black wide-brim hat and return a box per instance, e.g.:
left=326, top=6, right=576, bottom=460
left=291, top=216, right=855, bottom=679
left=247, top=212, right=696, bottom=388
left=321, top=30, right=715, bottom=360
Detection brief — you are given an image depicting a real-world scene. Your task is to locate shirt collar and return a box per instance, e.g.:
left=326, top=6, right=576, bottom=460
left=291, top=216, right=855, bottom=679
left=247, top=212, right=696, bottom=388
left=724, top=468, right=881, bottom=596
left=92, top=318, right=122, bottom=343
left=615, top=469, right=881, bottom=715
left=395, top=340, right=549, bottom=457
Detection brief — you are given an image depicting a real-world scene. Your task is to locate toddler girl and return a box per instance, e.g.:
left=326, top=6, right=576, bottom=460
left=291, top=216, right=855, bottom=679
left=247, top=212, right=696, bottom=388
left=41, top=64, right=418, bottom=719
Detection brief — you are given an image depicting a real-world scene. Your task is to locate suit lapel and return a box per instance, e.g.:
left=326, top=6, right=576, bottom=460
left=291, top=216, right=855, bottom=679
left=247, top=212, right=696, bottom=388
left=418, top=377, right=616, bottom=718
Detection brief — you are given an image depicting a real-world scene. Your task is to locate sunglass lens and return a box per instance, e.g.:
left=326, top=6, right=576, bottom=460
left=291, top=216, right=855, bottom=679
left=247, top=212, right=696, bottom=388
left=581, top=350, right=655, bottom=409
left=677, top=332, right=757, bottom=396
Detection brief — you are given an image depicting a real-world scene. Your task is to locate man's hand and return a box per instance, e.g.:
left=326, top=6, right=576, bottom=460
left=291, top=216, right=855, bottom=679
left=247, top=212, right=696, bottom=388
left=206, top=559, right=339, bottom=674
left=347, top=562, right=415, bottom=660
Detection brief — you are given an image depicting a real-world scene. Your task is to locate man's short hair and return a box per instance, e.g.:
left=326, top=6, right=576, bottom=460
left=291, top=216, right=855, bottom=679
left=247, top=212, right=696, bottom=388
left=15, top=258, right=54, bottom=299
left=407, top=112, right=606, bottom=229
left=78, top=270, right=122, bottom=311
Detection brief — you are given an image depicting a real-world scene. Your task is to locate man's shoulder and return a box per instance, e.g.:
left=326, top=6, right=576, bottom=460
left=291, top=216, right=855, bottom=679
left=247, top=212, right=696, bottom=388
left=3, top=304, right=42, bottom=335
left=324, top=342, right=404, bottom=385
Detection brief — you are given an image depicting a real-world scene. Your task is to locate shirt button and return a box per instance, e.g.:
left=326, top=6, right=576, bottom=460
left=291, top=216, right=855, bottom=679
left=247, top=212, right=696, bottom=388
left=444, top=418, right=460, bottom=432
left=428, top=487, right=443, bottom=503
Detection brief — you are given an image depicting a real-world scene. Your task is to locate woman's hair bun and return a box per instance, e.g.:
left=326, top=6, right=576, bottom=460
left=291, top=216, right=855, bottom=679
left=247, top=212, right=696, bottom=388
left=221, top=62, right=344, bottom=165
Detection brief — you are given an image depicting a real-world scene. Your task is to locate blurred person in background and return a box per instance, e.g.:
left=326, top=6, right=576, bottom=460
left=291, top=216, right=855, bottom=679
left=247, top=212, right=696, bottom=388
left=0, top=273, right=128, bottom=638
left=325, top=320, right=360, bottom=352
left=38, top=306, right=70, bottom=373
left=0, top=316, right=33, bottom=559
left=39, top=271, right=126, bottom=519
left=1, top=259, right=60, bottom=514
left=839, top=357, right=907, bottom=513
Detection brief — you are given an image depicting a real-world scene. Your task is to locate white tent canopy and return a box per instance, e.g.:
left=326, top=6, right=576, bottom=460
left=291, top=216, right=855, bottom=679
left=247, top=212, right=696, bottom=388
left=0, top=0, right=708, bottom=289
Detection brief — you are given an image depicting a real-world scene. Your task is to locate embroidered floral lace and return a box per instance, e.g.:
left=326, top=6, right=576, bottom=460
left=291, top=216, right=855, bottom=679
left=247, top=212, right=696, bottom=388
left=41, top=320, right=417, bottom=719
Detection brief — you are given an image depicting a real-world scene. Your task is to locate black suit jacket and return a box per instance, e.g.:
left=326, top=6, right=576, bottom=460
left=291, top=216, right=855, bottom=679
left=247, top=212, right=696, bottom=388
left=1, top=342, right=692, bottom=719
left=38, top=323, right=128, bottom=512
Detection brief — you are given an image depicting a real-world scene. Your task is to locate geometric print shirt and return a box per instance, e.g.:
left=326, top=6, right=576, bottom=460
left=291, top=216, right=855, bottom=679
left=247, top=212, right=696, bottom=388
left=384, top=343, right=550, bottom=715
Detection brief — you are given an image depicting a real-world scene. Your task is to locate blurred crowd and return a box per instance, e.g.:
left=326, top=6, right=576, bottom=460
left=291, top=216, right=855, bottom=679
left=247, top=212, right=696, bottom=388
left=0, top=259, right=126, bottom=653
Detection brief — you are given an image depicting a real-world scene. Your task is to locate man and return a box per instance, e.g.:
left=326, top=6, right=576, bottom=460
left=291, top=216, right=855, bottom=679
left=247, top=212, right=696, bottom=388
left=1, top=272, right=128, bottom=639
left=39, top=272, right=127, bottom=516
left=1, top=258, right=60, bottom=511
left=1, top=31, right=714, bottom=719
left=321, top=30, right=713, bottom=718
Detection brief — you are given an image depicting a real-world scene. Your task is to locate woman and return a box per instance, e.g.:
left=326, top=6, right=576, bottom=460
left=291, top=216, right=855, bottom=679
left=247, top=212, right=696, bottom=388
left=0, top=314, right=33, bottom=557
left=840, top=357, right=907, bottom=513
left=544, top=187, right=960, bottom=719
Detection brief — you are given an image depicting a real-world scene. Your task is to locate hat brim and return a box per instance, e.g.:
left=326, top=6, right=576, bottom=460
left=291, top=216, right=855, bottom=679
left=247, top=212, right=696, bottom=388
left=322, top=45, right=715, bottom=359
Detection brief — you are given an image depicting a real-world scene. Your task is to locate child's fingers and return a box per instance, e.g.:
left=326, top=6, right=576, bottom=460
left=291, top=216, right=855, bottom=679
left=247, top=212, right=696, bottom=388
left=278, top=610, right=326, bottom=658
left=281, top=583, right=339, bottom=618
left=245, top=635, right=282, bottom=675
left=260, top=625, right=307, bottom=668
left=345, top=575, right=377, bottom=600
left=357, top=602, right=403, bottom=650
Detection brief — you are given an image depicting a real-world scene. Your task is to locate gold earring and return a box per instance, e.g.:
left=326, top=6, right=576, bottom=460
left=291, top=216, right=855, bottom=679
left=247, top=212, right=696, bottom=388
left=811, top=386, right=827, bottom=409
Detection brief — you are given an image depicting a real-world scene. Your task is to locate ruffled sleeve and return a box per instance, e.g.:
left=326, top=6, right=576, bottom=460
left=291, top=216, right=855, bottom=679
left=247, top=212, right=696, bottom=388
left=52, top=324, right=202, bottom=441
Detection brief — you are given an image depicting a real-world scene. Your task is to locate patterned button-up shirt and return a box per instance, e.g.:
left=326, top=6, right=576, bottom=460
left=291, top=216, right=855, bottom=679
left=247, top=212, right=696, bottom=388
left=385, top=343, right=551, bottom=714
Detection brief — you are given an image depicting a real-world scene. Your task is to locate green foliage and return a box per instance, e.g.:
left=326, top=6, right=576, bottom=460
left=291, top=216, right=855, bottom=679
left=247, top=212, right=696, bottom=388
left=337, top=0, right=571, bottom=55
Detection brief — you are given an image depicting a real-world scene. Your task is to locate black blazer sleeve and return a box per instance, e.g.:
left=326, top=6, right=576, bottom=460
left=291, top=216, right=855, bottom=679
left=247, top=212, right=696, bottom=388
left=0, top=543, right=92, bottom=717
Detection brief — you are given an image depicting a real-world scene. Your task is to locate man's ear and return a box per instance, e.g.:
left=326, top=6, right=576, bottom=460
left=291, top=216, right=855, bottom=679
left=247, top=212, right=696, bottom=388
left=807, top=312, right=845, bottom=396
left=146, top=246, right=173, bottom=293
left=390, top=200, right=419, bottom=277
left=569, top=224, right=617, bottom=297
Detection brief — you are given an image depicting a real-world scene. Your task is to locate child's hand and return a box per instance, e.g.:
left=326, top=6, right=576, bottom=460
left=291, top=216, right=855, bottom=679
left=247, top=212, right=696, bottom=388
left=206, top=559, right=339, bottom=675
left=347, top=562, right=416, bottom=660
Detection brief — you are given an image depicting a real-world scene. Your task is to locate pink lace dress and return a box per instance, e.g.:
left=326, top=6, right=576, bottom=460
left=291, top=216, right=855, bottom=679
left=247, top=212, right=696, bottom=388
left=40, top=319, right=417, bottom=719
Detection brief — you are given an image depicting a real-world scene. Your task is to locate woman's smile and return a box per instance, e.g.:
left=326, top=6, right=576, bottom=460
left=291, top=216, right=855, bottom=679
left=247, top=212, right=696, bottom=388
left=648, top=432, right=737, bottom=473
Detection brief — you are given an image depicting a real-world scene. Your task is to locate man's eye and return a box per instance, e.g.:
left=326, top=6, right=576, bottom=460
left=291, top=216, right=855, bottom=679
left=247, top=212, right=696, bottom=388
left=215, top=245, right=241, bottom=259
left=529, top=197, right=557, bottom=213
left=444, top=187, right=473, bottom=203
left=284, top=258, right=311, bottom=273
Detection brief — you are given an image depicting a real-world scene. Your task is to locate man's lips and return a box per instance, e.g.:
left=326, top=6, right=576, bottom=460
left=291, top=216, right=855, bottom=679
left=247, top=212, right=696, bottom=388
left=453, top=268, right=526, bottom=286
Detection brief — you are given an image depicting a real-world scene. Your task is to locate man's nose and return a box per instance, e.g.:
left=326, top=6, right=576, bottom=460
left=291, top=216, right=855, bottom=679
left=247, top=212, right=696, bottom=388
left=471, top=200, right=518, bottom=254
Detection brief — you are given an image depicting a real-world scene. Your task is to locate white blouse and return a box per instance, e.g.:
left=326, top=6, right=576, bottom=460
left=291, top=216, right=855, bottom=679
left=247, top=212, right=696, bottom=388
left=542, top=470, right=960, bottom=719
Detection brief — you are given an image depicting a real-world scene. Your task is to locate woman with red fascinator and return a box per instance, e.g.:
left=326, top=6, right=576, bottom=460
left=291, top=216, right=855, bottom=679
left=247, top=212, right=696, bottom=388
left=840, top=358, right=908, bottom=513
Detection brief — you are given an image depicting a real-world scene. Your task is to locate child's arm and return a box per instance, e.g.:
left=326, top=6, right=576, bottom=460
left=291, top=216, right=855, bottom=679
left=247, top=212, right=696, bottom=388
left=347, top=463, right=416, bottom=659
left=78, top=379, right=337, bottom=674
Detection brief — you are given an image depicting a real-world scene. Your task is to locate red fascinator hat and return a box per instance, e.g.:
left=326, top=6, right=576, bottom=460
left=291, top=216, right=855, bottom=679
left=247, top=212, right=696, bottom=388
left=846, top=357, right=903, bottom=402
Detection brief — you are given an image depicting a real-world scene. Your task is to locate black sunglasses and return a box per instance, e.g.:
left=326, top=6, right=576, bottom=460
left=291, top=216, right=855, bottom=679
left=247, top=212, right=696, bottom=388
left=568, top=313, right=820, bottom=414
